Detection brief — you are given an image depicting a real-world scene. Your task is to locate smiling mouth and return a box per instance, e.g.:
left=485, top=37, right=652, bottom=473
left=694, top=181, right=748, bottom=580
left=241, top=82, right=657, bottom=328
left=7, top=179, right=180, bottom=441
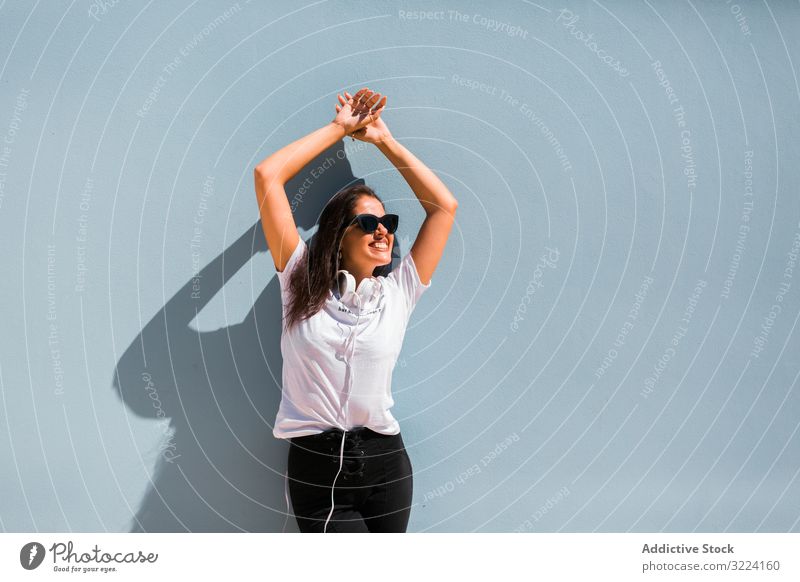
left=368, top=241, right=389, bottom=250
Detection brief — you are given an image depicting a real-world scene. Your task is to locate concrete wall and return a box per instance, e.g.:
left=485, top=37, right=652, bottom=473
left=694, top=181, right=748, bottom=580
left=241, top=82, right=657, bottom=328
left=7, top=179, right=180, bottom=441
left=0, top=0, right=798, bottom=532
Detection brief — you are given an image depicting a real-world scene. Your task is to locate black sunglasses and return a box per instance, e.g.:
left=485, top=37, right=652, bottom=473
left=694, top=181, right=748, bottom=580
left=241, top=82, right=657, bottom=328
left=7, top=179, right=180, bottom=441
left=346, top=213, right=399, bottom=234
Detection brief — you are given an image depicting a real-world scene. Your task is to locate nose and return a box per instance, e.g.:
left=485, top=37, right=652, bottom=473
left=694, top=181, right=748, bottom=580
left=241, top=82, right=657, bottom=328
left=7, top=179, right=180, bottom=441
left=374, top=223, right=388, bottom=237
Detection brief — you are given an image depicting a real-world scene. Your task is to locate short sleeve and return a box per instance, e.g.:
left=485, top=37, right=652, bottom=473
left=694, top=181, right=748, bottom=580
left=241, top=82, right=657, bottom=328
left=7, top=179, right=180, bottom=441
left=276, top=237, right=306, bottom=302
left=387, top=249, right=432, bottom=314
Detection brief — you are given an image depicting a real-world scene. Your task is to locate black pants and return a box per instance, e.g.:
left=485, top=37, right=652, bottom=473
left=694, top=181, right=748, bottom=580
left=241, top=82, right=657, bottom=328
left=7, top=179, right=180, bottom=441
left=287, top=427, right=413, bottom=532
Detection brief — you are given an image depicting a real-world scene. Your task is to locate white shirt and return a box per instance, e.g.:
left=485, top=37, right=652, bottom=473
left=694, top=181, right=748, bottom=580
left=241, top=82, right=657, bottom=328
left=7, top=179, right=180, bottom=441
left=273, top=236, right=431, bottom=439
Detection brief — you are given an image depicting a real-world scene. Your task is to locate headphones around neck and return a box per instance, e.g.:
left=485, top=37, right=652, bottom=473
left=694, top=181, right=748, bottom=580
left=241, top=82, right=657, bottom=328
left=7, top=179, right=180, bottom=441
left=337, top=269, right=358, bottom=302
left=336, top=269, right=384, bottom=306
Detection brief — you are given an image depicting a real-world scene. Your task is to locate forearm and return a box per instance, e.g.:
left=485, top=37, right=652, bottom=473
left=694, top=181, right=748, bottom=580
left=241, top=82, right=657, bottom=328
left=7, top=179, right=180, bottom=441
left=255, top=121, right=347, bottom=184
left=377, top=138, right=458, bottom=215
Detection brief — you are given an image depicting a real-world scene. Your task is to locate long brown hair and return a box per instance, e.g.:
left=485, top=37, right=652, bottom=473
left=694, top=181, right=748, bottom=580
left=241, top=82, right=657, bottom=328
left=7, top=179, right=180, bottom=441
left=283, top=183, right=391, bottom=332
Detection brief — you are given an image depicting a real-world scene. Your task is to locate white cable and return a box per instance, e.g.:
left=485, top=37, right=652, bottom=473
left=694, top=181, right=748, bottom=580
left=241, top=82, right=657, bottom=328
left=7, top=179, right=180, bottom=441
left=323, top=286, right=362, bottom=533
left=282, top=470, right=291, bottom=533
left=323, top=429, right=347, bottom=533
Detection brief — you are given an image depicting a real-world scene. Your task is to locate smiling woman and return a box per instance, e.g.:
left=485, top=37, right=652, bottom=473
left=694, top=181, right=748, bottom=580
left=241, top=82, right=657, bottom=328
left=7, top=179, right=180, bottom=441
left=253, top=87, right=457, bottom=533
left=277, top=183, right=397, bottom=331
left=338, top=199, right=399, bottom=287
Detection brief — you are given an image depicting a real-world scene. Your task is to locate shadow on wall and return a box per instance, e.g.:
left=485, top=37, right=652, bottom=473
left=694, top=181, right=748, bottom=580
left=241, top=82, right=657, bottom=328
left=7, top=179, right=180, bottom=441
left=111, top=141, right=401, bottom=532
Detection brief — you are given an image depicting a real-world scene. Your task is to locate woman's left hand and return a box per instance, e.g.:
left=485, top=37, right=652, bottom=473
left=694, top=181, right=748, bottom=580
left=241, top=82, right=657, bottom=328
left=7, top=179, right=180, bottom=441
left=336, top=91, right=394, bottom=145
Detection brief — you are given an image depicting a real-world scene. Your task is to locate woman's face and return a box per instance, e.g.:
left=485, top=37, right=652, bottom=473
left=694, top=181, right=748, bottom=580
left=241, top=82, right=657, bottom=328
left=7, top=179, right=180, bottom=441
left=340, top=196, right=393, bottom=274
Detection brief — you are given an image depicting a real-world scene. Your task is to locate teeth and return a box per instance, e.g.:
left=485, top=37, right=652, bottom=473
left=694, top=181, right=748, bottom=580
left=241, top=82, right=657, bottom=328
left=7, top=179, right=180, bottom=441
left=370, top=242, right=388, bottom=249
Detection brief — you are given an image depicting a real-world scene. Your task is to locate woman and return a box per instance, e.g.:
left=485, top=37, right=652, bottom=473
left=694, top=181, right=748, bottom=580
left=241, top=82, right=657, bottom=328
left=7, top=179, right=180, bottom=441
left=254, top=88, right=458, bottom=532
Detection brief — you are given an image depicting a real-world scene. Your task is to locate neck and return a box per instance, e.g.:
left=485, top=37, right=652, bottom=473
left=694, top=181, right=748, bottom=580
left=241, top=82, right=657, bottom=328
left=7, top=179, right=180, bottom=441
left=340, top=263, right=374, bottom=290
left=351, top=270, right=373, bottom=289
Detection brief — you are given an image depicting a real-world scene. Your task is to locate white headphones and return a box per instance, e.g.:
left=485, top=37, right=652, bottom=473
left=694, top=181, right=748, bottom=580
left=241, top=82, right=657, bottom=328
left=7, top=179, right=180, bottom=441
left=336, top=269, right=384, bottom=307
left=337, top=269, right=358, bottom=301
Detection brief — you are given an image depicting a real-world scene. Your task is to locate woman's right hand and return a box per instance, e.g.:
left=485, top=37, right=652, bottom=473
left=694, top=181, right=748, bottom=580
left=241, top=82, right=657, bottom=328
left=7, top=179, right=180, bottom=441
left=332, top=88, right=386, bottom=136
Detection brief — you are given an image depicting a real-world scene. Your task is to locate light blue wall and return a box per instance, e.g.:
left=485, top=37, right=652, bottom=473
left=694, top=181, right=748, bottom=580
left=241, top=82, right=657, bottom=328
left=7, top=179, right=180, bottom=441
left=1, top=0, right=798, bottom=532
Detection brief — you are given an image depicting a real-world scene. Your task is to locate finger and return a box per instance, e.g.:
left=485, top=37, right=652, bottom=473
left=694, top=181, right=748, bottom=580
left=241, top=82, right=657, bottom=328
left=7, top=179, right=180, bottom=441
left=337, top=93, right=346, bottom=106
left=350, top=91, right=363, bottom=110
left=358, top=95, right=377, bottom=116
left=335, top=105, right=341, bottom=112
left=345, top=89, right=364, bottom=105
left=370, top=107, right=385, bottom=122
left=365, top=92, right=381, bottom=109
left=356, top=89, right=373, bottom=108
left=348, top=90, right=362, bottom=110
left=369, top=96, right=387, bottom=119
left=359, top=95, right=377, bottom=113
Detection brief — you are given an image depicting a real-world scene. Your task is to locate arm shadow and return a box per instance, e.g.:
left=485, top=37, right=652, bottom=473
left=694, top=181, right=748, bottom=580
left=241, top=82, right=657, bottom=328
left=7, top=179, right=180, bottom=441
left=112, top=141, right=384, bottom=532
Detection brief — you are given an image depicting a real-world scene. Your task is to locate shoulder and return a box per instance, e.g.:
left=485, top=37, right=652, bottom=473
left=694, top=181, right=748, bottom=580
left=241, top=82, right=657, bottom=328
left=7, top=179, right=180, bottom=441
left=381, top=250, right=431, bottom=312
left=276, top=237, right=307, bottom=291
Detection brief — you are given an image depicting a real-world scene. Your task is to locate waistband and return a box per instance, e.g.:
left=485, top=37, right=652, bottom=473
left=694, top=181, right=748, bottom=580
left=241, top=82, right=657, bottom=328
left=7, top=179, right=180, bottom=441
left=290, top=426, right=395, bottom=447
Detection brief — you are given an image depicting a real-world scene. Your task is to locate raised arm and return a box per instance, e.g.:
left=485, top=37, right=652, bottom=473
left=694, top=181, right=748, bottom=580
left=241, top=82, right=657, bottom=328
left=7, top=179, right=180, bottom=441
left=254, top=124, right=339, bottom=272
left=254, top=88, right=387, bottom=272
left=337, top=90, right=458, bottom=285
left=380, top=138, right=458, bottom=285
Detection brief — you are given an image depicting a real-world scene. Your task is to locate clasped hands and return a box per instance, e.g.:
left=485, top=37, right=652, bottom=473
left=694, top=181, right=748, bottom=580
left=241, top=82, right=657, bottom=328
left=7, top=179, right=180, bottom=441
left=332, top=87, right=392, bottom=145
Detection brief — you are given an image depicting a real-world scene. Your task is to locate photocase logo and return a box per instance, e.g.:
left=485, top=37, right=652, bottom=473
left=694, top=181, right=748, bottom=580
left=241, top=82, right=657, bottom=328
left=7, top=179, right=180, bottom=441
left=20, top=542, right=46, bottom=570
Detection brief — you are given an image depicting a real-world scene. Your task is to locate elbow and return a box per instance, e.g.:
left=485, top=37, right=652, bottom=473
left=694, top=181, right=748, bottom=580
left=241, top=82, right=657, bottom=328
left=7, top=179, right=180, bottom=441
left=254, top=164, right=273, bottom=181
left=429, top=200, right=457, bottom=218
left=254, top=165, right=282, bottom=191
